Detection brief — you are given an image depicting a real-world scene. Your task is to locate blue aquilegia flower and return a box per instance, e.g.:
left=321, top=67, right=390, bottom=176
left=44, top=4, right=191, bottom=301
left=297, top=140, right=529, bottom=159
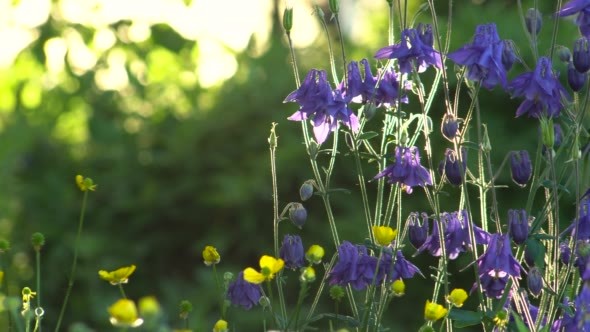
left=279, top=234, right=305, bottom=270
left=227, top=271, right=262, bottom=310
left=573, top=283, right=590, bottom=331
left=438, top=148, right=466, bottom=186
left=390, top=250, right=423, bottom=281
left=509, top=150, right=532, bottom=187
left=447, top=23, right=514, bottom=89
left=285, top=69, right=359, bottom=144
left=408, top=212, right=429, bottom=249
left=508, top=209, right=529, bottom=245
left=507, top=57, right=570, bottom=118
left=329, top=241, right=377, bottom=290
left=374, top=23, right=442, bottom=74
left=418, top=210, right=490, bottom=259
left=557, top=0, right=590, bottom=37
left=374, top=146, right=433, bottom=194
left=477, top=233, right=521, bottom=298
left=564, top=197, right=590, bottom=241
left=341, top=59, right=408, bottom=107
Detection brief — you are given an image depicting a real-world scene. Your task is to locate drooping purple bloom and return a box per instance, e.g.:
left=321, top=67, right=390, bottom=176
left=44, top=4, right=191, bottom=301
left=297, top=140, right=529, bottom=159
left=564, top=197, right=590, bottom=240
left=448, top=23, right=513, bottom=89
left=525, top=8, right=543, bottom=36
left=573, top=283, right=590, bottom=330
left=441, top=113, right=459, bottom=141
left=479, top=273, right=509, bottom=299
left=279, top=235, right=305, bottom=270
left=408, top=212, right=429, bottom=249
left=285, top=69, right=359, bottom=144
left=374, top=23, right=442, bottom=74
left=477, top=234, right=521, bottom=299
left=561, top=241, right=572, bottom=264
left=557, top=0, right=590, bottom=37
left=438, top=148, right=466, bottom=186
left=418, top=210, right=490, bottom=259
left=508, top=209, right=529, bottom=245
left=390, top=250, right=422, bottom=281
left=374, top=146, right=432, bottom=194
left=509, top=150, right=532, bottom=187
left=227, top=271, right=263, bottom=310
left=568, top=62, right=587, bottom=92
left=329, top=241, right=378, bottom=291
left=574, top=37, right=590, bottom=73
left=507, top=57, right=570, bottom=118
left=527, top=267, right=543, bottom=297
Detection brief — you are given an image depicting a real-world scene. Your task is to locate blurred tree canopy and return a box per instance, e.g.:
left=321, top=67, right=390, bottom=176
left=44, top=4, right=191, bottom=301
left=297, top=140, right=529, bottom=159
left=0, top=0, right=584, bottom=330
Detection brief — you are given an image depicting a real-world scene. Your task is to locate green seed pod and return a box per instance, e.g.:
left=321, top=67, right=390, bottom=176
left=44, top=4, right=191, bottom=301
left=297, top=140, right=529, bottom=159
left=282, top=7, right=293, bottom=33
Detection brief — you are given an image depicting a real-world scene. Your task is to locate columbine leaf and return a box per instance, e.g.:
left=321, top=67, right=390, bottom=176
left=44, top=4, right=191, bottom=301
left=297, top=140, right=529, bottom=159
left=448, top=309, right=484, bottom=328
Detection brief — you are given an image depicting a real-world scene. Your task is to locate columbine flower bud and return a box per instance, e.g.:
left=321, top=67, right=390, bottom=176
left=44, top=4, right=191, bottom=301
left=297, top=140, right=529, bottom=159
left=202, top=245, right=221, bottom=266
left=282, top=6, right=293, bottom=33
left=329, top=285, right=345, bottom=302
left=305, top=244, right=325, bottom=264
left=525, top=8, right=542, bottom=36
left=279, top=235, right=305, bottom=270
left=568, top=62, right=587, bottom=92
left=560, top=241, right=571, bottom=264
left=31, top=232, right=45, bottom=251
left=441, top=113, right=459, bottom=141
left=508, top=209, right=529, bottom=245
left=391, top=279, right=405, bottom=297
left=288, top=203, right=307, bottom=228
left=501, top=40, right=517, bottom=71
left=329, top=0, right=339, bottom=14
left=558, top=46, right=572, bottom=63
left=509, top=150, right=532, bottom=187
left=408, top=212, right=429, bottom=249
left=299, top=180, right=314, bottom=201
left=575, top=37, right=590, bottom=73
left=300, top=266, right=316, bottom=283
left=525, top=238, right=546, bottom=267
left=527, top=267, right=543, bottom=298
left=439, top=148, right=466, bottom=186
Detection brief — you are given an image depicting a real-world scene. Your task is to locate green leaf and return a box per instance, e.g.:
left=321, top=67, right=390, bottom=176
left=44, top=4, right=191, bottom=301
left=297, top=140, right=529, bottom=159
left=448, top=309, right=484, bottom=328
left=357, top=131, right=379, bottom=141
left=510, top=311, right=530, bottom=332
left=307, top=313, right=360, bottom=327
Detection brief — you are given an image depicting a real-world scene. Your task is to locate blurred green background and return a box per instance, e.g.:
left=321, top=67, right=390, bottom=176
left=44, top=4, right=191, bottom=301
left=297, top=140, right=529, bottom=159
left=0, top=0, right=584, bottom=330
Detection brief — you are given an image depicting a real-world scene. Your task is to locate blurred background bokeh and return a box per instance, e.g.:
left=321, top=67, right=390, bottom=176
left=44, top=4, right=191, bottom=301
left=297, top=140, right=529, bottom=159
left=0, top=0, right=584, bottom=330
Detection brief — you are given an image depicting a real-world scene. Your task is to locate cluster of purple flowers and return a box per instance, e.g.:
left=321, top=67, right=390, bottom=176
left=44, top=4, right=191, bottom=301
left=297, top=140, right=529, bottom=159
left=328, top=241, right=421, bottom=290
left=374, top=146, right=432, bottom=194
left=476, top=234, right=521, bottom=298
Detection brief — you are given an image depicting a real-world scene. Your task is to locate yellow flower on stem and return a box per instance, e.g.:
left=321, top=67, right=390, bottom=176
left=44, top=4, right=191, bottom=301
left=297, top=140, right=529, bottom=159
left=305, top=244, right=325, bottom=264
left=108, top=298, right=143, bottom=328
left=372, top=225, right=397, bottom=246
left=99, top=265, right=136, bottom=285
left=243, top=255, right=284, bottom=284
left=391, top=279, right=405, bottom=297
left=21, top=287, right=37, bottom=313
left=202, top=246, right=221, bottom=266
left=424, top=300, right=448, bottom=322
left=75, top=175, right=97, bottom=192
left=213, top=319, right=228, bottom=332
left=447, top=288, right=468, bottom=307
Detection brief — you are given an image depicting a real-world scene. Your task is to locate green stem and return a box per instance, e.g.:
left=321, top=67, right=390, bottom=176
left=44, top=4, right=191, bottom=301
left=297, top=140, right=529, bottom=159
left=118, top=284, right=127, bottom=299
left=35, top=249, right=42, bottom=332
left=54, top=190, right=88, bottom=332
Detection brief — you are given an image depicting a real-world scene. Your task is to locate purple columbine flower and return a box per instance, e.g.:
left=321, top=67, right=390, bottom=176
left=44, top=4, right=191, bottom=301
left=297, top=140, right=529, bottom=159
left=374, top=146, right=433, bottom=194
left=561, top=241, right=572, bottom=264
left=374, top=23, right=442, bottom=74
left=447, top=23, right=513, bottom=89
left=509, top=150, right=532, bottom=187
left=557, top=0, right=590, bottom=38
left=441, top=113, right=459, bottom=141
left=507, top=57, right=570, bottom=118
left=342, top=59, right=408, bottom=107
left=508, top=209, right=529, bottom=245
left=573, top=283, right=590, bottom=331
left=575, top=240, right=590, bottom=281
left=477, top=233, right=521, bottom=298
left=568, top=62, right=588, bottom=92
left=418, top=210, right=490, bottom=260
left=227, top=271, right=263, bottom=310
left=574, top=37, right=590, bottom=73
left=285, top=69, right=359, bottom=144
left=329, top=241, right=379, bottom=291
left=408, top=212, right=429, bottom=249
left=564, top=197, right=590, bottom=240
left=279, top=234, right=305, bottom=270
left=438, top=148, right=466, bottom=186
left=390, top=250, right=422, bottom=281
left=527, top=266, right=543, bottom=298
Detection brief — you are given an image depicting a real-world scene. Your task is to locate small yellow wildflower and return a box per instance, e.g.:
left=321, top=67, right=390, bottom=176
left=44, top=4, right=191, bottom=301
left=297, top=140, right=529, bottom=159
left=305, top=245, right=325, bottom=264
left=203, top=246, right=221, bottom=266
left=424, top=300, right=448, bottom=322
left=300, top=266, right=316, bottom=283
left=108, top=298, right=143, bottom=328
left=493, top=310, right=509, bottom=329
left=21, top=287, right=37, bottom=314
left=243, top=255, right=284, bottom=284
left=447, top=288, right=468, bottom=307
left=372, top=225, right=397, bottom=246
left=391, top=279, right=405, bottom=297
left=213, top=319, right=228, bottom=332
left=138, top=296, right=161, bottom=317
left=99, top=265, right=136, bottom=285
left=75, top=175, right=97, bottom=192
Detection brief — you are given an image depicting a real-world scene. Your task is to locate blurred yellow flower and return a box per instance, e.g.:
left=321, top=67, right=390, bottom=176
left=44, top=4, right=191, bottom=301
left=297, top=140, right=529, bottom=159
left=203, top=246, right=221, bottom=266
left=108, top=299, right=143, bottom=328
left=305, top=245, right=325, bottom=264
left=372, top=225, right=397, bottom=246
left=391, top=279, right=405, bottom=297
left=75, top=174, right=97, bottom=192
left=300, top=266, right=316, bottom=283
left=21, top=287, right=36, bottom=313
left=138, top=296, right=161, bottom=317
left=447, top=288, right=468, bottom=307
left=243, top=255, right=284, bottom=284
left=99, top=265, right=136, bottom=285
left=213, top=319, right=228, bottom=332
left=424, top=300, right=447, bottom=321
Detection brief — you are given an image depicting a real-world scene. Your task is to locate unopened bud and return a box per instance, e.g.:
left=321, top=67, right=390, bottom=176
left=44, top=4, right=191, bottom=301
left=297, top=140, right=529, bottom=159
left=329, top=285, right=345, bottom=302
left=31, top=232, right=45, bottom=251
left=557, top=46, right=572, bottom=63
left=299, top=181, right=314, bottom=201
left=288, top=203, right=307, bottom=228
left=329, top=0, right=339, bottom=14
left=283, top=7, right=293, bottom=33
left=525, top=8, right=542, bottom=36
left=441, top=113, right=459, bottom=141
left=509, top=150, right=532, bottom=187
left=574, top=37, right=590, bottom=73
left=300, top=266, right=316, bottom=283
left=527, top=267, right=543, bottom=298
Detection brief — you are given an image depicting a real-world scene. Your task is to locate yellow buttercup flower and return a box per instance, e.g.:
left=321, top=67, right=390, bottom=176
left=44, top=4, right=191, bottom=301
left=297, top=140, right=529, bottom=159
left=372, top=225, right=397, bottom=246
left=243, top=255, right=284, bottom=284
left=300, top=266, right=316, bottom=283
left=391, top=279, right=405, bottom=297
left=213, top=319, right=228, bottom=332
left=424, top=300, right=448, bottom=321
left=305, top=244, right=325, bottom=264
left=99, top=265, right=136, bottom=285
left=493, top=310, right=509, bottom=329
left=108, top=299, right=143, bottom=328
left=75, top=175, right=97, bottom=192
left=203, top=246, right=221, bottom=266
left=447, top=288, right=468, bottom=307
